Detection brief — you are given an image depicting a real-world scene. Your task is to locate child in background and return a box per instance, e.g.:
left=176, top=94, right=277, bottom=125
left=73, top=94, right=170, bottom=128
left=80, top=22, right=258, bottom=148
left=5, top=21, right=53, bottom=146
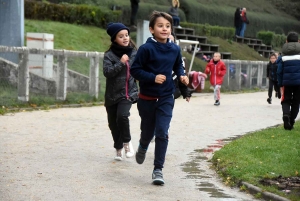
left=205, top=52, right=227, bottom=106
left=277, top=32, right=300, bottom=130
left=103, top=22, right=138, bottom=161
left=130, top=11, right=189, bottom=185
left=168, top=0, right=181, bottom=28
left=266, top=53, right=281, bottom=104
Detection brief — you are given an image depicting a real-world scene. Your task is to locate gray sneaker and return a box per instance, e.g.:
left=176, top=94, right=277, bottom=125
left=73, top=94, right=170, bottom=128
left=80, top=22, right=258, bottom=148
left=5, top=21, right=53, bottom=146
left=152, top=169, right=165, bottom=185
left=135, top=145, right=147, bottom=164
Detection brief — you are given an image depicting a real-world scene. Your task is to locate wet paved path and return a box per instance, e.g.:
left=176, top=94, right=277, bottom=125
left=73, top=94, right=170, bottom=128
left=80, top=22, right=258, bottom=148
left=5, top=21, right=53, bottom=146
left=0, top=92, right=288, bottom=201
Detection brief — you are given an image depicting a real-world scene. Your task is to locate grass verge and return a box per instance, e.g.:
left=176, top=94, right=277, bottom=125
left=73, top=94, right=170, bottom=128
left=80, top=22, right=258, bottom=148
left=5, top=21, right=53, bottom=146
left=211, top=124, right=300, bottom=201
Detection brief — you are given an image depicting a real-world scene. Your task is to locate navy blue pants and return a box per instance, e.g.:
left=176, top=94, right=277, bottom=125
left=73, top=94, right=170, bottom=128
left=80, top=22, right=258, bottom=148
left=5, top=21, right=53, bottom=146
left=137, top=95, right=174, bottom=169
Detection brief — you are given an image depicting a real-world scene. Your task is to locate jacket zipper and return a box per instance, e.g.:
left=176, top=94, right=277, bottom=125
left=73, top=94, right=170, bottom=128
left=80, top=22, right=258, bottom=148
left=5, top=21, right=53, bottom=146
left=214, top=64, right=217, bottom=85
left=125, top=61, right=130, bottom=100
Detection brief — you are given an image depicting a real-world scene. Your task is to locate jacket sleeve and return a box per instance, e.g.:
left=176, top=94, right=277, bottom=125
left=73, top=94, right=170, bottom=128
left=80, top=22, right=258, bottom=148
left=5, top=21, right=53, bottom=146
left=205, top=63, right=210, bottom=74
left=103, top=52, right=125, bottom=78
left=220, top=63, right=227, bottom=76
left=178, top=80, right=191, bottom=98
left=173, top=47, right=185, bottom=79
left=130, top=46, right=156, bottom=83
left=276, top=56, right=283, bottom=87
left=266, top=63, right=270, bottom=78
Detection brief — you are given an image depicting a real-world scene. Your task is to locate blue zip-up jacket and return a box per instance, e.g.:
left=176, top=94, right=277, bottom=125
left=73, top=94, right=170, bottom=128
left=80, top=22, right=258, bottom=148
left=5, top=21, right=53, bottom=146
left=130, top=37, right=185, bottom=97
left=277, top=42, right=300, bottom=87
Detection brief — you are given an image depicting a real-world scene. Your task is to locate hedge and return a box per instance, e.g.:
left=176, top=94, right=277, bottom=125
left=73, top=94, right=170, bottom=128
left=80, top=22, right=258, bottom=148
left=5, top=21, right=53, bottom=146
left=257, top=31, right=286, bottom=48
left=25, top=0, right=122, bottom=28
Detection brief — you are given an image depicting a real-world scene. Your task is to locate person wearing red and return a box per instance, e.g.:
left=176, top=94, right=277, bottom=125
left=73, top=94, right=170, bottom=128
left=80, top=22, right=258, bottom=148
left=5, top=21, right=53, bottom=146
left=205, top=52, right=227, bottom=106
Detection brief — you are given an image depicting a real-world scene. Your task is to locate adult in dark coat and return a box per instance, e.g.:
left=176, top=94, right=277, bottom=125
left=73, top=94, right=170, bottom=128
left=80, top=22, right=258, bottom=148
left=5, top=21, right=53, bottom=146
left=234, top=7, right=242, bottom=36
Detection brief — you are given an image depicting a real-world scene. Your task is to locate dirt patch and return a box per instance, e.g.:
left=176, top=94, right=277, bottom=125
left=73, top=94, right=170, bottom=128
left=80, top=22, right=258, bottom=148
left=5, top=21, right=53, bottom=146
left=260, top=176, right=300, bottom=195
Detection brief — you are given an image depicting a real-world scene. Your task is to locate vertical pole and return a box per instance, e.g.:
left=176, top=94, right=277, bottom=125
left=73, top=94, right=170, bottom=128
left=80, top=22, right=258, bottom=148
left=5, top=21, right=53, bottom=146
left=18, top=50, right=29, bottom=102
left=56, top=55, right=67, bottom=100
left=89, top=55, right=99, bottom=99
left=189, top=44, right=198, bottom=74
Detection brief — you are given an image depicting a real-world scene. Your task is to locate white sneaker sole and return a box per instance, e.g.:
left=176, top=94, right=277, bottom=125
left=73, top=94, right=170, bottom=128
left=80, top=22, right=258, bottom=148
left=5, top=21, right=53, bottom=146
left=125, top=141, right=135, bottom=158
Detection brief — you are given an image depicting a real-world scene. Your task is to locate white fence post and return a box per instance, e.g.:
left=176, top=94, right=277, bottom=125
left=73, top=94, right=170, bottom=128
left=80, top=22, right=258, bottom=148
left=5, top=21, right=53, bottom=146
left=18, top=50, right=29, bottom=102
left=89, top=56, right=99, bottom=99
left=56, top=55, right=67, bottom=101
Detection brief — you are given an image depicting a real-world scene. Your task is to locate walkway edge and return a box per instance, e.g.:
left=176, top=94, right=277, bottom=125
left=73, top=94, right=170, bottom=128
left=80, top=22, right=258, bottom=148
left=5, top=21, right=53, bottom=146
left=240, top=181, right=291, bottom=201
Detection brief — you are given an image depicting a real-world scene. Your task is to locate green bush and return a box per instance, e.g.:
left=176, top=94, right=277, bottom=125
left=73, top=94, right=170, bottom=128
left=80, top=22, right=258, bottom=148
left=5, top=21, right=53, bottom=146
left=180, top=22, right=234, bottom=39
left=257, top=31, right=286, bottom=48
left=25, top=0, right=122, bottom=28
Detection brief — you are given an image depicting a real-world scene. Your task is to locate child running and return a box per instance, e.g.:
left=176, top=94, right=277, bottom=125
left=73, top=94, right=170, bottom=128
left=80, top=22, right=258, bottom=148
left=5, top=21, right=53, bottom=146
left=266, top=53, right=281, bottom=104
left=130, top=11, right=189, bottom=185
left=205, top=52, right=227, bottom=106
left=103, top=22, right=138, bottom=161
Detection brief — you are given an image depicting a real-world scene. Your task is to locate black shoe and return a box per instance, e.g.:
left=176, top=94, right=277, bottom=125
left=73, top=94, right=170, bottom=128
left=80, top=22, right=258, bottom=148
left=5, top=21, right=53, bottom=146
left=278, top=94, right=281, bottom=99
left=152, top=169, right=165, bottom=185
left=135, top=145, right=147, bottom=164
left=275, top=92, right=278, bottom=98
left=283, top=115, right=292, bottom=130
left=214, top=100, right=220, bottom=106
left=267, top=98, right=272, bottom=104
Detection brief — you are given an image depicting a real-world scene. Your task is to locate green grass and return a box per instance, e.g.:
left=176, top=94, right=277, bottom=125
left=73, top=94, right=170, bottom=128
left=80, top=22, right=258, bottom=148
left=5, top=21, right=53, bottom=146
left=211, top=124, right=300, bottom=201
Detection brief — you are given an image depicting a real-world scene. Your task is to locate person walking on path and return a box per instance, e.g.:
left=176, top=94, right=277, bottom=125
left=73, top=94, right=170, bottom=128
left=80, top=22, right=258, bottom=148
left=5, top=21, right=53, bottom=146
left=205, top=52, right=227, bottom=106
left=266, top=53, right=281, bottom=104
left=103, top=22, right=138, bottom=160
left=130, top=11, right=189, bottom=185
left=130, top=0, right=139, bottom=30
left=277, top=31, right=300, bottom=130
left=234, top=7, right=242, bottom=37
left=239, top=7, right=249, bottom=37
left=168, top=0, right=181, bottom=28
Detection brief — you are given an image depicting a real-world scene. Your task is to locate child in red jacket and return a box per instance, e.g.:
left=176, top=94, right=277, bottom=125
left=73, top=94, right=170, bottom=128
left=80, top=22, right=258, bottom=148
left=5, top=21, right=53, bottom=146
left=205, top=52, right=227, bottom=106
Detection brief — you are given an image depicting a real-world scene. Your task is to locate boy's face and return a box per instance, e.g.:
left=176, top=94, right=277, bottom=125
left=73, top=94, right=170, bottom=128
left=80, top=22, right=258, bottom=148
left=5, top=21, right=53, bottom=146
left=213, top=53, right=221, bottom=62
left=149, top=17, right=171, bottom=43
left=270, top=56, right=276, bottom=63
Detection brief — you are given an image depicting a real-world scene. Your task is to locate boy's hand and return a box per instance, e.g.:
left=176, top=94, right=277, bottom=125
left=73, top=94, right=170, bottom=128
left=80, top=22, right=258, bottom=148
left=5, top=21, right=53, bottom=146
left=180, top=75, right=189, bottom=86
left=155, top=74, right=166, bottom=84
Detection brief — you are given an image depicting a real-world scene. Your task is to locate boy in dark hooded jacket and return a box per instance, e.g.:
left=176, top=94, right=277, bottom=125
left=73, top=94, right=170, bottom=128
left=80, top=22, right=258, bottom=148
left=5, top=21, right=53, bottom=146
left=277, top=32, right=300, bottom=130
left=266, top=53, right=281, bottom=104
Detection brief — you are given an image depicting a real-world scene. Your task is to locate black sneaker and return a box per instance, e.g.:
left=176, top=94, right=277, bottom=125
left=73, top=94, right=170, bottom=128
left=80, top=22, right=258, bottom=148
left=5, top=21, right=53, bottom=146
left=267, top=98, right=272, bottom=104
left=283, top=115, right=292, bottom=130
left=275, top=92, right=278, bottom=98
left=278, top=93, right=281, bottom=99
left=152, top=169, right=165, bottom=185
left=135, top=145, right=147, bottom=164
left=214, top=100, right=220, bottom=106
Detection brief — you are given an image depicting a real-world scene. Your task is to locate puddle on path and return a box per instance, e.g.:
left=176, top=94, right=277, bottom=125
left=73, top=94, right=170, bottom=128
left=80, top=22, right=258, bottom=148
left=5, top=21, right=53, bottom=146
left=181, top=135, right=247, bottom=200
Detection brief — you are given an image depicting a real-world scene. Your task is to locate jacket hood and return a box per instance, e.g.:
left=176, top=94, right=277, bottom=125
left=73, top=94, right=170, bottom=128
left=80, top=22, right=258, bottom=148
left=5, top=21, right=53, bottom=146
left=282, top=42, right=300, bottom=55
left=145, top=37, right=175, bottom=52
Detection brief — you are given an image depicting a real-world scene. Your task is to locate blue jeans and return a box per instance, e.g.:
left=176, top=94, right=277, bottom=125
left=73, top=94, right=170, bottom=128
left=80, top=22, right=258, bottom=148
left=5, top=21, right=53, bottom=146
left=239, top=22, right=247, bottom=37
left=137, top=95, right=174, bottom=169
left=172, top=16, right=180, bottom=26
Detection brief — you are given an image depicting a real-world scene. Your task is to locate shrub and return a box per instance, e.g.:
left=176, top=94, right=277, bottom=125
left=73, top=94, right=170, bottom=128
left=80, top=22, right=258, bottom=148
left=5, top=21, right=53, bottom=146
left=25, top=0, right=122, bottom=28
left=257, top=31, right=286, bottom=48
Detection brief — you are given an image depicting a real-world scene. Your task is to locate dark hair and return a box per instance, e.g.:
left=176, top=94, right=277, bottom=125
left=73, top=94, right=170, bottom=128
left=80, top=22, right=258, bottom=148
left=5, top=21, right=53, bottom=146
left=287, top=32, right=299, bottom=42
left=149, top=11, right=173, bottom=30
left=269, top=53, right=277, bottom=59
left=170, top=32, right=176, bottom=43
